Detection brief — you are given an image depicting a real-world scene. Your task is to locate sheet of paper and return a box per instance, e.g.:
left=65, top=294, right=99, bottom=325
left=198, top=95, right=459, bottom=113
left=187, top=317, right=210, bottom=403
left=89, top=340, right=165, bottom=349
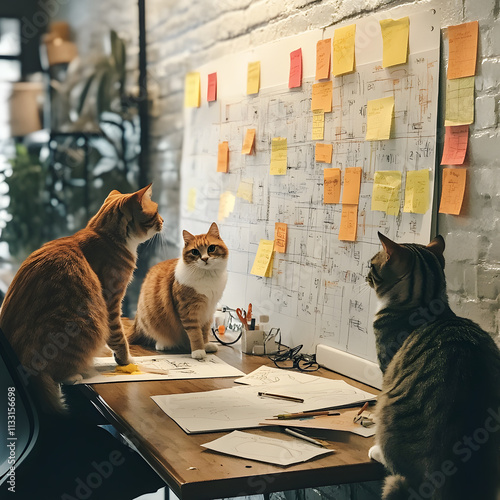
left=207, top=72, right=217, bottom=102
left=241, top=128, right=256, bottom=154
left=315, top=38, right=331, bottom=80
left=447, top=21, right=478, bottom=80
left=315, top=143, right=333, bottom=163
left=184, top=72, right=201, bottom=108
left=332, top=24, right=355, bottom=76
left=251, top=239, right=275, bottom=277
left=234, top=365, right=320, bottom=386
left=201, top=431, right=333, bottom=466
left=371, top=171, right=402, bottom=216
left=312, top=109, right=325, bottom=140
left=439, top=168, right=466, bottom=215
left=324, top=168, right=341, bottom=204
left=380, top=17, right=409, bottom=68
left=274, top=223, right=287, bottom=253
left=342, top=167, right=362, bottom=204
left=338, top=205, right=358, bottom=241
left=187, top=187, right=196, bottom=212
left=270, top=137, right=287, bottom=175
left=311, top=81, right=332, bottom=112
left=444, top=76, right=475, bottom=126
left=247, top=61, right=260, bottom=95
left=403, top=169, right=429, bottom=214
left=365, top=96, right=394, bottom=141
left=217, top=141, right=229, bottom=172
left=218, top=191, right=235, bottom=221
left=237, top=178, right=253, bottom=203
left=289, top=48, right=302, bottom=88
left=441, top=125, right=468, bottom=165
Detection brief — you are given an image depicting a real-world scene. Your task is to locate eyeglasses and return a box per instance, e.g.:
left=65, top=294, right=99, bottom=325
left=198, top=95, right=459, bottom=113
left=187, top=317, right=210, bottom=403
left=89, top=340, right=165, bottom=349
left=269, top=344, right=319, bottom=372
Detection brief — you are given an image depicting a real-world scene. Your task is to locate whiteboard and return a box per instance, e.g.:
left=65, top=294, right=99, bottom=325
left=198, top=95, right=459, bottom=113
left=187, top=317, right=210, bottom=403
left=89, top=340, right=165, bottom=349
left=179, top=6, right=440, bottom=362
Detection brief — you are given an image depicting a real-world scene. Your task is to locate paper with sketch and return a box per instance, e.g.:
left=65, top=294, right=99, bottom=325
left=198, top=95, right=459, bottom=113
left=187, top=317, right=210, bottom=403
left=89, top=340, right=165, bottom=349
left=78, top=354, right=244, bottom=384
left=234, top=365, right=320, bottom=386
left=202, top=430, right=333, bottom=466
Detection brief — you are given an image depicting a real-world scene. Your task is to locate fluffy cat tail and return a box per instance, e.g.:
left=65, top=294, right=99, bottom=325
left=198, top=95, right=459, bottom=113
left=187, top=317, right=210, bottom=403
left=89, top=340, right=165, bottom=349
left=32, top=371, right=66, bottom=414
left=382, top=475, right=409, bottom=500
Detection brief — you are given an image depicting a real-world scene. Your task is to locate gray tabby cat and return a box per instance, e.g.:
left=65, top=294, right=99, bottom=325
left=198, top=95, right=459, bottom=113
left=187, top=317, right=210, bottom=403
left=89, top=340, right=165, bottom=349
left=366, top=232, right=500, bottom=500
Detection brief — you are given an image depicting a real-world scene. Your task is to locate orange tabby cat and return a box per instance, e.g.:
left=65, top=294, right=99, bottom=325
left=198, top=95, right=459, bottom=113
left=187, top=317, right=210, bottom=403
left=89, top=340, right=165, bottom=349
left=0, top=185, right=163, bottom=413
left=131, top=222, right=228, bottom=359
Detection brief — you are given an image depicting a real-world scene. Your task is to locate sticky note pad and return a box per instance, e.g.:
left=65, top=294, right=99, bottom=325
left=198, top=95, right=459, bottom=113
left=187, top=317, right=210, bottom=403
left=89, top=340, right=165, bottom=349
left=441, top=125, right=469, bottom=165
left=184, top=72, right=201, bottom=108
left=315, top=38, right=331, bottom=80
left=242, top=128, right=256, bottom=155
left=251, top=239, right=275, bottom=277
left=274, top=223, right=287, bottom=253
left=447, top=21, right=479, bottom=80
left=403, top=170, right=429, bottom=214
left=333, top=24, right=356, bottom=76
left=247, top=61, right=260, bottom=95
left=338, top=205, right=358, bottom=241
left=324, top=168, right=341, bottom=204
left=366, top=96, right=394, bottom=141
left=380, top=17, right=409, bottom=68
left=342, top=167, right=362, bottom=205
left=315, top=143, right=333, bottom=163
left=289, top=48, right=302, bottom=88
left=187, top=187, right=196, bottom=212
left=371, top=171, right=402, bottom=216
left=207, top=72, right=217, bottom=102
left=270, top=137, right=287, bottom=175
left=237, top=178, right=253, bottom=203
left=218, top=191, right=235, bottom=221
left=312, top=110, right=325, bottom=140
left=311, top=81, right=333, bottom=112
left=217, top=142, right=229, bottom=172
left=444, top=77, right=475, bottom=126
left=439, top=168, right=466, bottom=215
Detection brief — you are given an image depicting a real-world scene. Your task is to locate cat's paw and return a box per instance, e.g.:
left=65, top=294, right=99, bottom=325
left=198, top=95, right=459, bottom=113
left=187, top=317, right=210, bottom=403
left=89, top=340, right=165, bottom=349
left=155, top=342, right=168, bottom=351
left=62, top=374, right=83, bottom=385
left=191, top=349, right=207, bottom=360
left=204, top=342, right=218, bottom=353
left=114, top=352, right=132, bottom=366
left=368, top=445, right=386, bottom=465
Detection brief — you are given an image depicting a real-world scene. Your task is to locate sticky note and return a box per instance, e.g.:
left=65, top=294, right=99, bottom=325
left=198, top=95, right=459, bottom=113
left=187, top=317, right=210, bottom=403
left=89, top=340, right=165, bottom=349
left=342, top=167, right=362, bottom=205
left=366, top=96, right=394, bottom=141
left=444, top=77, right=474, bottom=126
left=289, top=48, right=302, bottom=88
left=247, top=61, right=260, bottom=95
left=251, top=239, right=275, bottom=277
left=315, top=143, right=333, bottom=163
left=217, top=142, right=229, bottom=173
left=237, top=178, right=253, bottom=203
left=274, top=223, right=287, bottom=253
left=187, top=187, right=196, bottom=212
left=312, top=110, right=325, bottom=140
left=333, top=24, right=356, bottom=76
left=311, top=81, right=333, bottom=112
left=184, top=72, right=201, bottom=108
left=324, top=168, right=341, bottom=204
left=441, top=125, right=469, bottom=165
left=207, top=72, right=217, bottom=102
left=371, top=171, right=402, bottom=216
left=218, top=191, right=235, bottom=221
left=315, top=38, right=331, bottom=80
left=242, top=128, right=256, bottom=155
left=380, top=17, right=409, bottom=68
left=403, top=170, right=429, bottom=214
left=439, top=168, right=466, bottom=215
left=338, top=205, right=358, bottom=241
left=270, top=137, right=287, bottom=175
left=447, top=21, right=479, bottom=80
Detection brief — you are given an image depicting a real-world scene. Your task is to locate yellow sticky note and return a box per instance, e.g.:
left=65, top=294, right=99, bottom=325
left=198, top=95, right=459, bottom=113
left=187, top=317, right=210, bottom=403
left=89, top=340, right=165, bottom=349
left=218, top=191, right=235, bottom=221
left=342, top=167, right=362, bottom=205
left=251, top=239, right=275, bottom=277
left=274, top=223, right=287, bottom=253
left=247, top=61, right=260, bottom=95
left=184, top=72, right=201, bottom=108
left=270, top=137, right=287, bottom=175
left=366, top=96, right=394, bottom=141
left=403, top=170, right=429, bottom=214
left=444, top=77, right=475, bottom=126
left=333, top=24, right=356, bottom=76
left=324, top=168, right=341, bottom=204
left=338, top=205, right=358, bottom=241
left=315, top=38, right=331, bottom=80
left=439, top=168, right=466, bottom=215
left=237, top=178, right=253, bottom=203
left=311, top=81, right=333, bottom=112
left=312, top=110, right=325, bottom=140
left=380, top=17, right=409, bottom=68
left=217, top=141, right=229, bottom=172
left=448, top=21, right=479, bottom=80
left=371, top=171, right=402, bottom=216
left=315, top=143, right=333, bottom=163
left=242, top=128, right=256, bottom=154
left=187, top=187, right=196, bottom=212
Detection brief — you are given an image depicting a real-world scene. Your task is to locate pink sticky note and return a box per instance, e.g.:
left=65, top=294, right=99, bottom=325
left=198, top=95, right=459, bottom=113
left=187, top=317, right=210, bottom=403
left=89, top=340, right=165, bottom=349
left=207, top=72, right=217, bottom=102
left=289, top=48, right=302, bottom=89
left=441, top=125, right=468, bottom=165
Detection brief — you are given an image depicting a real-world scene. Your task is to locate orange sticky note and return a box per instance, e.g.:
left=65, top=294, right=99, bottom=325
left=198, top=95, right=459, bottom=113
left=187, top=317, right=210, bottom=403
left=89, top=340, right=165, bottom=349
left=441, top=126, right=469, bottom=165
left=311, top=81, right=333, bottom=112
left=342, top=167, right=362, bottom=204
left=315, top=143, right=333, bottom=163
left=289, top=48, right=302, bottom=88
left=274, top=223, right=287, bottom=253
left=333, top=24, right=356, bottom=76
left=380, top=17, right=409, bottom=68
left=447, top=21, right=479, bottom=80
left=324, top=168, right=341, bottom=204
left=247, top=61, right=260, bottom=95
left=338, top=205, right=358, bottom=241
left=242, top=128, right=256, bottom=155
left=184, top=72, right=201, bottom=108
left=439, top=168, right=466, bottom=215
left=207, top=72, right=217, bottom=102
left=217, top=142, right=229, bottom=172
left=315, top=38, right=331, bottom=80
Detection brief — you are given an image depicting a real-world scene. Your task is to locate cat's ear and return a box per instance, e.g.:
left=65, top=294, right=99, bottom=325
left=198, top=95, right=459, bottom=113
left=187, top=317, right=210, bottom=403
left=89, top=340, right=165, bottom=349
left=208, top=222, right=220, bottom=238
left=105, top=189, right=121, bottom=201
left=134, top=184, right=153, bottom=206
left=183, top=230, right=195, bottom=246
left=426, top=235, right=445, bottom=268
left=378, top=232, right=411, bottom=263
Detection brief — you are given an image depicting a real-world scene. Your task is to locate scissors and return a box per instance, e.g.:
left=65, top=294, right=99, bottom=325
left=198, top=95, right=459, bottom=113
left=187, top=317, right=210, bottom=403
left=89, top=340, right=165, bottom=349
left=236, top=303, right=252, bottom=329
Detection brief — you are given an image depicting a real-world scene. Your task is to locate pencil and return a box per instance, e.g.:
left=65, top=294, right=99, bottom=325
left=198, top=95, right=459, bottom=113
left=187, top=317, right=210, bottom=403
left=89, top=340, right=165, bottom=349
left=257, top=392, right=304, bottom=403
left=272, top=410, right=341, bottom=419
left=357, top=402, right=369, bottom=416
left=284, top=428, right=327, bottom=447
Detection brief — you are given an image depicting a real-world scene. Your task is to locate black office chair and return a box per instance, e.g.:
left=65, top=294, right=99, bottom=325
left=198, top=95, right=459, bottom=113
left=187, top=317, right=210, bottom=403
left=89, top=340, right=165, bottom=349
left=0, top=327, right=164, bottom=499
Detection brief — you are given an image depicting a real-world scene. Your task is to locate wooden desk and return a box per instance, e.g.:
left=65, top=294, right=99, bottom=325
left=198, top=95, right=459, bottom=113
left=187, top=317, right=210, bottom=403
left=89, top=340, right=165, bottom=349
left=84, top=346, right=384, bottom=499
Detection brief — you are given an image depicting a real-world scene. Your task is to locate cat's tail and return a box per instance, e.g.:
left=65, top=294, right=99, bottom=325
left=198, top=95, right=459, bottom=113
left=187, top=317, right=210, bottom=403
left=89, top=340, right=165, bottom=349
left=123, top=316, right=155, bottom=348
left=382, top=475, right=410, bottom=500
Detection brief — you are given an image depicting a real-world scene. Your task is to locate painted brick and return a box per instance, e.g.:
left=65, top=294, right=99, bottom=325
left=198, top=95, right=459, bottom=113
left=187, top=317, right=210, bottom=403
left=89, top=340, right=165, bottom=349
left=474, top=95, right=497, bottom=130
left=491, top=19, right=500, bottom=57
left=464, top=0, right=496, bottom=21
left=476, top=265, right=500, bottom=300
left=444, top=231, right=482, bottom=263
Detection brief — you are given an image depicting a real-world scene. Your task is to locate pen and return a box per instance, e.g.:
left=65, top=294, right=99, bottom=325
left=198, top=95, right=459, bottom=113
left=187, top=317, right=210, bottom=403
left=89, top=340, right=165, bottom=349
left=272, top=410, right=341, bottom=419
left=284, top=428, right=327, bottom=448
left=257, top=392, right=304, bottom=403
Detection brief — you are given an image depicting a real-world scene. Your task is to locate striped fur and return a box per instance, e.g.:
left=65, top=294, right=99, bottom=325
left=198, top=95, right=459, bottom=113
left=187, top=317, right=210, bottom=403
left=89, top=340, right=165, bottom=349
left=367, top=232, right=500, bottom=500
left=0, top=185, right=163, bottom=413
